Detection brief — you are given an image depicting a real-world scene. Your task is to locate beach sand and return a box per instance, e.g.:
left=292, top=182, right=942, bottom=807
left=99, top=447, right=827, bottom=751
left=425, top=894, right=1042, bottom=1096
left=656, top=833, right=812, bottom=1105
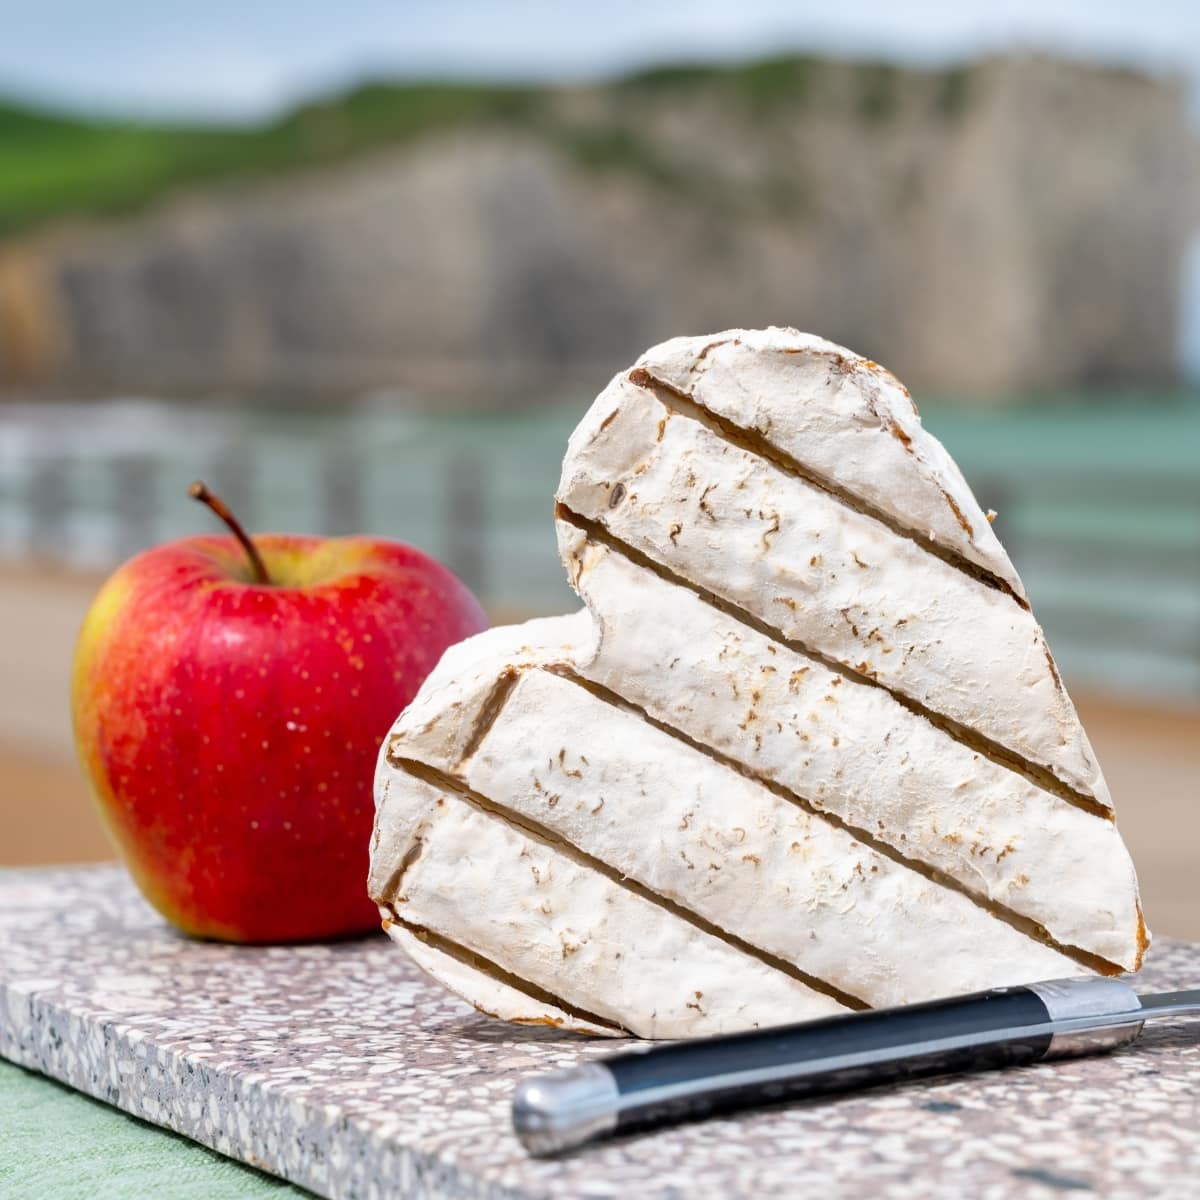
left=2, top=564, right=1196, bottom=940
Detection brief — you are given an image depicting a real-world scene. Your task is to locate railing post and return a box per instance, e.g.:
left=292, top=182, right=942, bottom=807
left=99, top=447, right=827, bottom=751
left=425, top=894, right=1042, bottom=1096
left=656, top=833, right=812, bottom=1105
left=205, top=443, right=255, bottom=534
left=27, top=455, right=70, bottom=566
left=443, top=453, right=487, bottom=601
left=319, top=444, right=364, bottom=535
left=111, top=455, right=158, bottom=562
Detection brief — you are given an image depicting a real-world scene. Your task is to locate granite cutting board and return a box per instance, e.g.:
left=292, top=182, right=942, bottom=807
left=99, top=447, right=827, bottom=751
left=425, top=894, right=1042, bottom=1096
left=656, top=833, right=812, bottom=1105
left=1, top=865, right=1197, bottom=1199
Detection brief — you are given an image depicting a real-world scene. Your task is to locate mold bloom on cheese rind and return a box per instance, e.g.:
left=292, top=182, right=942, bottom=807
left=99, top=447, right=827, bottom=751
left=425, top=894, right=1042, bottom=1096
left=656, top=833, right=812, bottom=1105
left=370, top=328, right=1148, bottom=1039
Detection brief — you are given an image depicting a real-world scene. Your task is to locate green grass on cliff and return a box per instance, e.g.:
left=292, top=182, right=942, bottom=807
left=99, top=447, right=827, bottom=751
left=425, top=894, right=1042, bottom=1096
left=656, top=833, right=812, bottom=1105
left=0, top=58, right=977, bottom=235
left=0, top=84, right=541, bottom=234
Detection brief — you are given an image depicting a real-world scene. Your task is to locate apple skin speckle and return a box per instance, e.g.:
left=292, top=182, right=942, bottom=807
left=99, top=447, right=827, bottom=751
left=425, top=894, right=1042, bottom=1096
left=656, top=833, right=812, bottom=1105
left=71, top=531, right=488, bottom=944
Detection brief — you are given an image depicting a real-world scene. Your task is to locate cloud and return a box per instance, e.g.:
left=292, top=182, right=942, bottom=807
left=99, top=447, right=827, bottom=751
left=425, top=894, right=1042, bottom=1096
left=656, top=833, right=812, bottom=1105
left=1, top=0, right=1198, bottom=120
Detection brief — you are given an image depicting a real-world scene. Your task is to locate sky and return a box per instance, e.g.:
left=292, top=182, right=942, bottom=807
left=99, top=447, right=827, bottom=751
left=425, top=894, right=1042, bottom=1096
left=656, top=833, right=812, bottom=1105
left=3, top=1, right=1200, bottom=121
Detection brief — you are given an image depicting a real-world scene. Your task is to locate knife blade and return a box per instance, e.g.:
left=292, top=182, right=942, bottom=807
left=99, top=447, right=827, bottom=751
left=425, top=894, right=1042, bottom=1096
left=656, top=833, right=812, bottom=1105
left=512, top=976, right=1200, bottom=1156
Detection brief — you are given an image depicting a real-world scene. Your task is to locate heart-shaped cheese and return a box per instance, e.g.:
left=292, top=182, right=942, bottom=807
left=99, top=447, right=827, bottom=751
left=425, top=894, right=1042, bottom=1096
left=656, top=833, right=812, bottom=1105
left=370, top=328, right=1147, bottom=1039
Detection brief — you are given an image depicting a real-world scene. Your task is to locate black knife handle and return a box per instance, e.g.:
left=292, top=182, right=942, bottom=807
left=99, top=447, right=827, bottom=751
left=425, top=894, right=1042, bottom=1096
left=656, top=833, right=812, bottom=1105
left=608, top=986, right=1052, bottom=1135
left=512, top=976, right=1143, bottom=1155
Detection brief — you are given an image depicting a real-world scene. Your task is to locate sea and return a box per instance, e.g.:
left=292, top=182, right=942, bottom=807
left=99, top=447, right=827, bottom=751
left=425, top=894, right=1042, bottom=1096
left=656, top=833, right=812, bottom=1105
left=1, top=390, right=1198, bottom=702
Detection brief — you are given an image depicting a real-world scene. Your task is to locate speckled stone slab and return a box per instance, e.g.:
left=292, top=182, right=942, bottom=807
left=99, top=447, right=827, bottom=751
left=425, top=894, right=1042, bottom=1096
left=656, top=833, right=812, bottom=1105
left=1, top=866, right=1197, bottom=1199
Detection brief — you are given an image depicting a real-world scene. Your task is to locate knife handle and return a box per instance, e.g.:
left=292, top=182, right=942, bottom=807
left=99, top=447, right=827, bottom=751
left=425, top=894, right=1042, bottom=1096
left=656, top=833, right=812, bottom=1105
left=512, top=977, right=1143, bottom=1156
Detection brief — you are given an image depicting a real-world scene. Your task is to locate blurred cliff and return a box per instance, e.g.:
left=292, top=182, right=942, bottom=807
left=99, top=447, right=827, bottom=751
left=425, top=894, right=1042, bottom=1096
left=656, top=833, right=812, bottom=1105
left=2, top=41, right=1198, bottom=932
left=1, top=53, right=1197, bottom=401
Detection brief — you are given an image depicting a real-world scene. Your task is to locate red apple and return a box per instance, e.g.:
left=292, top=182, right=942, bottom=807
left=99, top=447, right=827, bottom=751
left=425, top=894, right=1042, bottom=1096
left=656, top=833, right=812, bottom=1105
left=71, top=483, right=487, bottom=943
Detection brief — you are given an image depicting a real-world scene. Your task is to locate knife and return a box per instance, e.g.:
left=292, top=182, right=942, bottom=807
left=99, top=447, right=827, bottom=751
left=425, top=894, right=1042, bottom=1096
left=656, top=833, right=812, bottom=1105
left=511, top=976, right=1200, bottom=1156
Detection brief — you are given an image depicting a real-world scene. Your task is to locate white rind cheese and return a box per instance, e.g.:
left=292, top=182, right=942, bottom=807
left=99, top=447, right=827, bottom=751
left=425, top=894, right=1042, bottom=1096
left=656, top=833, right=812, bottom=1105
left=370, top=329, right=1148, bottom=1039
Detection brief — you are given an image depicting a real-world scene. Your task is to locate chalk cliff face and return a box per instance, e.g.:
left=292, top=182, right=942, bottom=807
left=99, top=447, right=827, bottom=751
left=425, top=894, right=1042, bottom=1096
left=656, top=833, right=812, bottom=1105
left=1, top=56, right=1196, bottom=398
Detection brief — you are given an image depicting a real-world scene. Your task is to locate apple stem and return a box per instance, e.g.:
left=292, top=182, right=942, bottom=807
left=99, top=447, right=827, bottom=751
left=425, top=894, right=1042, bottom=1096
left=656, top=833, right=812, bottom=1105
left=188, top=481, right=272, bottom=585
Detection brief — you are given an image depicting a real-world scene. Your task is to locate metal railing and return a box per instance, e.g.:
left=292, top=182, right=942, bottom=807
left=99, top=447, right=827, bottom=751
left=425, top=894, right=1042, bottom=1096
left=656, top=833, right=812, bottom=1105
left=0, top=402, right=577, bottom=618
left=2, top=401, right=1197, bottom=699
left=974, top=472, right=1200, bottom=699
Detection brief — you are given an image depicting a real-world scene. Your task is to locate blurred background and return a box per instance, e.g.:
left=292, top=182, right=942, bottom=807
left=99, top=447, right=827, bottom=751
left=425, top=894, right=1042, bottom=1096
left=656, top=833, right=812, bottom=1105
left=1, top=2, right=1196, bottom=936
